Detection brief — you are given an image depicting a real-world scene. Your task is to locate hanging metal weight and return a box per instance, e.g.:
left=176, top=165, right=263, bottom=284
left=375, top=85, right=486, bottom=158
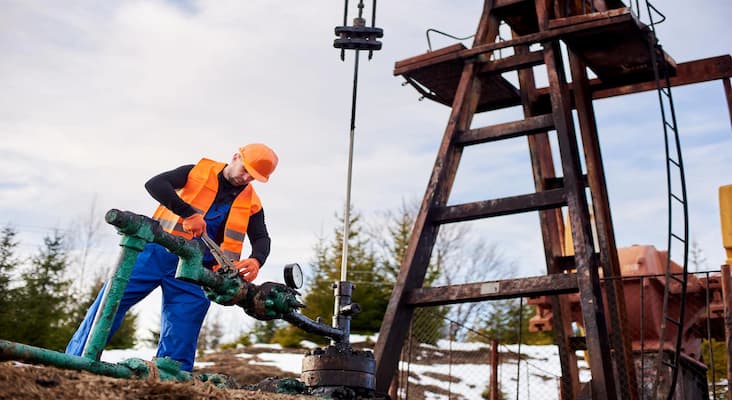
left=334, top=19, right=383, bottom=51
left=333, top=0, right=383, bottom=54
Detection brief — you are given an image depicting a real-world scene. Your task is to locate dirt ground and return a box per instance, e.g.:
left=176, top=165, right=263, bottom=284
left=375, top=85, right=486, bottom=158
left=0, top=347, right=312, bottom=400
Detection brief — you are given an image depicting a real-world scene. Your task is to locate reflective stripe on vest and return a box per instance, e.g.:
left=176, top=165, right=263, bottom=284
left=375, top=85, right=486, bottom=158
left=151, top=158, right=262, bottom=261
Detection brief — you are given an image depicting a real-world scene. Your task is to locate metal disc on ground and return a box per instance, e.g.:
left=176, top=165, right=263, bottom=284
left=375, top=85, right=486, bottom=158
left=301, top=345, right=375, bottom=390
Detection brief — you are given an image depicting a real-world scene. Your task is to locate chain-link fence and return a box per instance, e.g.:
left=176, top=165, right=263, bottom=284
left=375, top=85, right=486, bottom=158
left=392, top=305, right=570, bottom=400
left=392, top=270, right=728, bottom=400
left=615, top=270, right=728, bottom=400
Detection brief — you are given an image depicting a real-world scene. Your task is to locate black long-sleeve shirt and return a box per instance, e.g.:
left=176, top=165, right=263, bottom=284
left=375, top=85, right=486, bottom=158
left=144, top=164, right=271, bottom=266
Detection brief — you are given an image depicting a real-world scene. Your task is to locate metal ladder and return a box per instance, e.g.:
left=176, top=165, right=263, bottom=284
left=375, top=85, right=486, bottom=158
left=640, top=2, right=690, bottom=399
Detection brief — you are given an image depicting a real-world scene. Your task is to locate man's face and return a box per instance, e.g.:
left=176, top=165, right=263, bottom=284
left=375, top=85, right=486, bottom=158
left=224, top=153, right=255, bottom=186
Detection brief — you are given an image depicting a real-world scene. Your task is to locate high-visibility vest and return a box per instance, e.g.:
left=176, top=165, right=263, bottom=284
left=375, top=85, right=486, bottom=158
left=152, top=158, right=262, bottom=261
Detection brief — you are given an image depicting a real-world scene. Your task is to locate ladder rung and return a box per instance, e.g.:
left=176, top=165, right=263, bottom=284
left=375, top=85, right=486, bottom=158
left=665, top=316, right=681, bottom=326
left=404, top=272, right=579, bottom=306
left=668, top=158, right=680, bottom=167
left=431, top=189, right=566, bottom=224
left=456, top=114, right=555, bottom=146
left=670, top=233, right=686, bottom=243
left=662, top=360, right=677, bottom=368
left=670, top=193, right=684, bottom=203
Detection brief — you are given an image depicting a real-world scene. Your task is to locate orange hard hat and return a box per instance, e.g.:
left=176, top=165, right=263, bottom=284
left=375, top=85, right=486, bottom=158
left=239, top=143, right=278, bottom=182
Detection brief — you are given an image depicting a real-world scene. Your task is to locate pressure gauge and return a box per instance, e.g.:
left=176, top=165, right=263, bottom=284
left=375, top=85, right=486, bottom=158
left=284, top=263, right=304, bottom=289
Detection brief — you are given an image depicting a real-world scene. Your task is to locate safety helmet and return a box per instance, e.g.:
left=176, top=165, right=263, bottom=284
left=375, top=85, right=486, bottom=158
left=239, top=143, right=278, bottom=183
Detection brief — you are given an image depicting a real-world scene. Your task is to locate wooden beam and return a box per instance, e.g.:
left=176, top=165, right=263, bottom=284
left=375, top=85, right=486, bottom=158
left=477, top=50, right=545, bottom=74
left=589, top=55, right=732, bottom=99
left=374, top=2, right=501, bottom=393
left=462, top=9, right=634, bottom=59
left=456, top=113, right=555, bottom=145
left=394, top=43, right=466, bottom=77
left=569, top=50, right=639, bottom=400
left=405, top=273, right=579, bottom=306
left=431, top=188, right=566, bottom=224
left=515, top=30, right=580, bottom=398
left=544, top=37, right=617, bottom=399
left=493, top=0, right=528, bottom=9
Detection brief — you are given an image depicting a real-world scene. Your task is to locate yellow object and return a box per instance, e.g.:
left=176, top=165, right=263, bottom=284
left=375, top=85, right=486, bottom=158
left=562, top=208, right=598, bottom=256
left=720, top=185, right=732, bottom=265
left=239, top=143, right=278, bottom=182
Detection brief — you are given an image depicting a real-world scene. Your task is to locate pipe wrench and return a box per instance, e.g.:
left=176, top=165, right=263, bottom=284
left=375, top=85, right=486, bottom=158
left=201, top=232, right=239, bottom=278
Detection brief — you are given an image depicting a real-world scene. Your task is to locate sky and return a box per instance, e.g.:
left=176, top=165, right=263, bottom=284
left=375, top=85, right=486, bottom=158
left=1, top=1, right=730, bottom=340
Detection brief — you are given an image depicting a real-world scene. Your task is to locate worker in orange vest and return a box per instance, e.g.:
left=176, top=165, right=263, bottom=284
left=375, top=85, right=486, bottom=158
left=66, top=143, right=278, bottom=371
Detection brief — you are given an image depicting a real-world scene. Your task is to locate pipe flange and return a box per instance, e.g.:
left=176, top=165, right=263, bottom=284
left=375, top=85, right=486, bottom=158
left=301, top=345, right=375, bottom=391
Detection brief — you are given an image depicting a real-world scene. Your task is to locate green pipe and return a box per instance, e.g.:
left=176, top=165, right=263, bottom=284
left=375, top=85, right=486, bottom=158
left=82, top=213, right=153, bottom=360
left=82, top=209, right=205, bottom=360
left=83, top=243, right=145, bottom=360
left=0, top=339, right=137, bottom=379
left=175, top=256, right=247, bottom=305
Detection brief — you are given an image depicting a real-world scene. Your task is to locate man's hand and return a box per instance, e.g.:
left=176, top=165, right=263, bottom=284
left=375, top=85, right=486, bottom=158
left=235, top=258, right=260, bottom=282
left=182, top=214, right=206, bottom=237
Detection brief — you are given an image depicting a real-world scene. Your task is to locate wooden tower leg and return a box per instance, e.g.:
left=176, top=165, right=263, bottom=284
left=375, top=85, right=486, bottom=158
left=373, top=1, right=500, bottom=392
left=514, top=37, right=580, bottom=399
left=569, top=50, right=640, bottom=400
left=542, top=36, right=617, bottom=400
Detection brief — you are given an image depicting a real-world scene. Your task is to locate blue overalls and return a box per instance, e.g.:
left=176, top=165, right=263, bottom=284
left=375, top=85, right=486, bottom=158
left=66, top=202, right=233, bottom=371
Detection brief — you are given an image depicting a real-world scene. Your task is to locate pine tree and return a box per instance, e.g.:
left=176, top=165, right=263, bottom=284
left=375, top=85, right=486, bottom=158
left=371, top=201, right=445, bottom=344
left=273, top=208, right=390, bottom=345
left=0, top=226, right=21, bottom=338
left=13, top=231, right=75, bottom=350
left=689, top=239, right=709, bottom=272
left=470, top=299, right=553, bottom=345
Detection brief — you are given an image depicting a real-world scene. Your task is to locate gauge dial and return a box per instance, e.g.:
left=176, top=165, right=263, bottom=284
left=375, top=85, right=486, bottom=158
left=284, top=263, right=304, bottom=289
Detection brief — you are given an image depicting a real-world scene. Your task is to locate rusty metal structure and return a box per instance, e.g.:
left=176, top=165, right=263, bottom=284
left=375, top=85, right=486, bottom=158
left=372, top=1, right=732, bottom=399
left=529, top=245, right=727, bottom=399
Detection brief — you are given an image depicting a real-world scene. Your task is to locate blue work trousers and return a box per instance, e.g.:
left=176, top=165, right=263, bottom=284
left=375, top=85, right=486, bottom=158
left=65, top=243, right=210, bottom=371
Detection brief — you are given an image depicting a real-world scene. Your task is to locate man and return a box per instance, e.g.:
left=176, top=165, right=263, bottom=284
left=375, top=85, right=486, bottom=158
left=66, top=143, right=278, bottom=371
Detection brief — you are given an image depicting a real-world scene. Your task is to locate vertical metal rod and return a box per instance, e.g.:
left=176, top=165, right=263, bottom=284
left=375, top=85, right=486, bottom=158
left=405, top=321, right=413, bottom=400
left=515, top=297, right=523, bottom=400
left=705, top=271, right=718, bottom=400
left=640, top=276, right=646, bottom=400
left=490, top=339, right=499, bottom=400
left=341, top=48, right=361, bottom=282
left=724, top=78, right=732, bottom=129
left=721, top=264, right=732, bottom=400
left=369, top=0, right=377, bottom=59
left=448, top=321, right=453, bottom=399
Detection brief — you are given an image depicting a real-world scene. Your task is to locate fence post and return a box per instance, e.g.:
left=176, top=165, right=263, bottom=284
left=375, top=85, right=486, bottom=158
left=490, top=339, right=499, bottom=400
left=721, top=264, right=732, bottom=400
